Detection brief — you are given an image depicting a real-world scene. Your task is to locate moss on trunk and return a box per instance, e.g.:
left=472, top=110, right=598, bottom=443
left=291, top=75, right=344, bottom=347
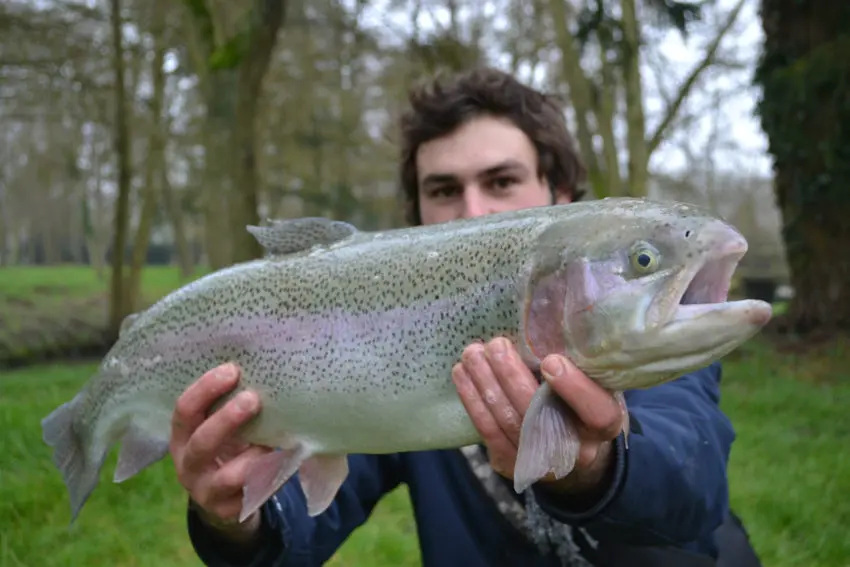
left=754, top=0, right=850, bottom=333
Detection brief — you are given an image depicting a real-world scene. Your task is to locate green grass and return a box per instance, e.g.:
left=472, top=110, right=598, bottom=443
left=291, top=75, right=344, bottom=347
left=2, top=339, right=848, bottom=566
left=0, top=265, right=196, bottom=302
left=722, top=338, right=850, bottom=566
left=0, top=363, right=418, bottom=567
left=1, top=266, right=849, bottom=566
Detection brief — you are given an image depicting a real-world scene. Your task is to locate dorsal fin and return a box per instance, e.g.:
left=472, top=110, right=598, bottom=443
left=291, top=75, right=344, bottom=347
left=246, top=217, right=358, bottom=257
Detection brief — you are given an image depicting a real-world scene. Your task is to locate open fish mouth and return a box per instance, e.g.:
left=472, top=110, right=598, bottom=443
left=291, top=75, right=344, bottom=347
left=664, top=227, right=773, bottom=330
left=604, top=225, right=774, bottom=388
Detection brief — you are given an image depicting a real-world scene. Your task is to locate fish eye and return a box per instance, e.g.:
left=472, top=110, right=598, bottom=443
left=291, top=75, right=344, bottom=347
left=630, top=244, right=660, bottom=274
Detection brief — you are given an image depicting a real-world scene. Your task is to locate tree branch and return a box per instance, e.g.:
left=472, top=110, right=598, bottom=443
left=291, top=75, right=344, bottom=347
left=545, top=0, right=602, bottom=188
left=646, top=0, right=746, bottom=156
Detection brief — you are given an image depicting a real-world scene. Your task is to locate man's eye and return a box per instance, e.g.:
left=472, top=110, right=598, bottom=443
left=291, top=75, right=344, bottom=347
left=428, top=186, right=459, bottom=198
left=490, top=177, right=517, bottom=190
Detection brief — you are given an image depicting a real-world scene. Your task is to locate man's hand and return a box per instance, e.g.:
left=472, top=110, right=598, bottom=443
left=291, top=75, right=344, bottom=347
left=451, top=337, right=624, bottom=497
left=170, top=363, right=273, bottom=542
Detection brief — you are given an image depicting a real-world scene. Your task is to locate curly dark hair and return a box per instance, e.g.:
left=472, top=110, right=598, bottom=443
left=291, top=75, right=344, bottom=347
left=398, top=67, right=587, bottom=226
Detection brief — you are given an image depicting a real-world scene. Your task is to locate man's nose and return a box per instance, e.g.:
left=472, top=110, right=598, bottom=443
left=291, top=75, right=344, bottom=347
left=460, top=186, right=489, bottom=219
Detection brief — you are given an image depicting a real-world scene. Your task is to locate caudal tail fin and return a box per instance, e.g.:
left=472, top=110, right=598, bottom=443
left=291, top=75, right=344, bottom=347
left=41, top=393, right=104, bottom=524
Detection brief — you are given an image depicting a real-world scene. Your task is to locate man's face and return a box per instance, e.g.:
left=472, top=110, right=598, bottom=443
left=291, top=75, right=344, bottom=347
left=415, top=115, right=571, bottom=226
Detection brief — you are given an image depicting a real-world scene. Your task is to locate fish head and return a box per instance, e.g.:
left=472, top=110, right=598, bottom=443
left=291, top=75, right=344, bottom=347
left=524, top=199, right=773, bottom=390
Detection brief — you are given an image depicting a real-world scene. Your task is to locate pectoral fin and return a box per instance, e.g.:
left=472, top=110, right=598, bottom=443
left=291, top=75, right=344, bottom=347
left=613, top=391, right=630, bottom=448
left=513, top=382, right=580, bottom=493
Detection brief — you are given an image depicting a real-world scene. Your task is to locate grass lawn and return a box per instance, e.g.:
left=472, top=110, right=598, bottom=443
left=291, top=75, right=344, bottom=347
left=0, top=361, right=418, bottom=567
left=1, top=266, right=848, bottom=566
left=2, top=339, right=848, bottom=566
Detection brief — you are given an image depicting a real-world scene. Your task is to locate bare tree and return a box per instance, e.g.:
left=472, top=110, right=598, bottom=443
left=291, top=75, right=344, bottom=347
left=182, top=0, right=287, bottom=269
left=540, top=0, right=746, bottom=198
left=108, top=0, right=133, bottom=336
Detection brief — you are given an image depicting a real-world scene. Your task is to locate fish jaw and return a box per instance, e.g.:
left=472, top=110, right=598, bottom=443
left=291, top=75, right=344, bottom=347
left=573, top=220, right=773, bottom=390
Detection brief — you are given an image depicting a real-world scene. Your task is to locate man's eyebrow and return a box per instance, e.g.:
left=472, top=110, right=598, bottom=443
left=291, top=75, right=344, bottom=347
left=420, top=173, right=459, bottom=187
left=481, top=160, right=528, bottom=176
left=421, top=160, right=529, bottom=187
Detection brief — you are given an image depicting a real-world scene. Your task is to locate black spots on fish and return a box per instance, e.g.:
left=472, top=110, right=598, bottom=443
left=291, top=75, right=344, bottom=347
left=106, top=228, right=537, bottom=417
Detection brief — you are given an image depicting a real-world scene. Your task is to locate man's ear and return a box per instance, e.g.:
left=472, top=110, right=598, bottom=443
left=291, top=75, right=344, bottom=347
left=548, top=180, right=573, bottom=205
left=554, top=191, right=573, bottom=205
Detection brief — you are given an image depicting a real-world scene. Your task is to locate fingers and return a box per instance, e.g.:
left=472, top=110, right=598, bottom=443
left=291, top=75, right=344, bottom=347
left=454, top=337, right=621, bottom=483
left=451, top=362, right=516, bottom=475
left=168, top=363, right=273, bottom=529
left=461, top=343, right=524, bottom=447
left=171, top=363, right=241, bottom=452
left=540, top=355, right=623, bottom=441
left=482, top=337, right=538, bottom=415
left=195, top=445, right=273, bottom=517
left=181, top=391, right=261, bottom=477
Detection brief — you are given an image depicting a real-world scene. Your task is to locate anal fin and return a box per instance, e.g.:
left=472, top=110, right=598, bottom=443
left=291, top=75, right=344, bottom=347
left=114, top=422, right=170, bottom=483
left=298, top=454, right=349, bottom=517
left=240, top=446, right=307, bottom=523
left=513, top=382, right=580, bottom=493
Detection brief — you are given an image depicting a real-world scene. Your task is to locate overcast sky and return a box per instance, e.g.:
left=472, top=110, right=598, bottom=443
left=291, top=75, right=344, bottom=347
left=647, top=0, right=772, bottom=178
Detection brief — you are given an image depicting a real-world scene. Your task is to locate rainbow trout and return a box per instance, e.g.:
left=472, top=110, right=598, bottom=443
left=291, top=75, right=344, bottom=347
left=42, top=198, right=772, bottom=524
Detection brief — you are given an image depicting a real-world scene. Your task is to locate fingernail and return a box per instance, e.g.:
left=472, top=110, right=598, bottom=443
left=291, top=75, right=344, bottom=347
left=541, top=356, right=565, bottom=379
left=464, top=344, right=485, bottom=362
left=235, top=391, right=257, bottom=413
left=489, top=338, right=507, bottom=357
left=216, top=363, right=236, bottom=380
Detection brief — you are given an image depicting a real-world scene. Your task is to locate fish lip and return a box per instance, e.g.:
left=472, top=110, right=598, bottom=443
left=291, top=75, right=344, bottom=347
left=678, top=240, right=746, bottom=307
left=647, top=222, right=758, bottom=329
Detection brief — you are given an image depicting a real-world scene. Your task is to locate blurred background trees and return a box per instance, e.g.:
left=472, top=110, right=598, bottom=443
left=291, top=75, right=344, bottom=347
left=2, top=0, right=845, bottom=339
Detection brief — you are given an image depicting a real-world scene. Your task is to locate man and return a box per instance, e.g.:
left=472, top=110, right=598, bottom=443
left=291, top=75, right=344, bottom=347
left=171, top=67, right=760, bottom=566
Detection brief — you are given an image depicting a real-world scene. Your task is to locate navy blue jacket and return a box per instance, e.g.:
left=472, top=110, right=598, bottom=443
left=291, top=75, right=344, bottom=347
left=187, top=362, right=735, bottom=566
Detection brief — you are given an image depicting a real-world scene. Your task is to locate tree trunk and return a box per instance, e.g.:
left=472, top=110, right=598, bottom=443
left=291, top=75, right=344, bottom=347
left=108, top=0, right=133, bottom=336
left=161, top=168, right=195, bottom=278
left=547, top=0, right=603, bottom=194
left=125, top=5, right=167, bottom=312
left=779, top=207, right=850, bottom=330
left=228, top=0, right=287, bottom=264
left=621, top=0, right=648, bottom=197
left=85, top=152, right=107, bottom=279
left=181, top=0, right=287, bottom=270
left=755, top=0, right=850, bottom=332
left=185, top=0, right=286, bottom=268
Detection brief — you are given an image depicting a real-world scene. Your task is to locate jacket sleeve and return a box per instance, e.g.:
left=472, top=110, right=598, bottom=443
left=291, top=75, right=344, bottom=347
left=187, top=453, right=404, bottom=567
left=531, top=361, right=735, bottom=551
